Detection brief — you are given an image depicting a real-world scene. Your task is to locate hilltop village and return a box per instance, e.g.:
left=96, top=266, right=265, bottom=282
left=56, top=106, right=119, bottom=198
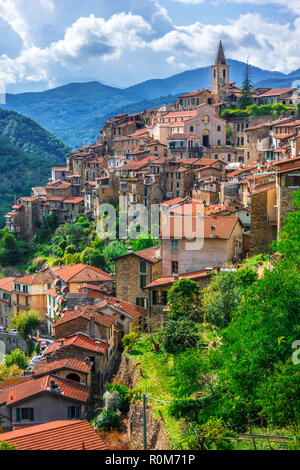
left=0, top=41, right=300, bottom=448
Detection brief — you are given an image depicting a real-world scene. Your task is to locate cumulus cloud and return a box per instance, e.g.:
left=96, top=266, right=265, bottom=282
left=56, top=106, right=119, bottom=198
left=149, top=12, right=300, bottom=73
left=0, top=0, right=300, bottom=91
left=0, top=12, right=152, bottom=86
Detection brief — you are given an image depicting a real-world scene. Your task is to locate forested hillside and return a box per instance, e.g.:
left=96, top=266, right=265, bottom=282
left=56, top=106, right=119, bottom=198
left=0, top=109, right=71, bottom=162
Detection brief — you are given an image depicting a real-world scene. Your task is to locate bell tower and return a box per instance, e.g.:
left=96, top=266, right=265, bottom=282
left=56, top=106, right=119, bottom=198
left=211, top=40, right=230, bottom=102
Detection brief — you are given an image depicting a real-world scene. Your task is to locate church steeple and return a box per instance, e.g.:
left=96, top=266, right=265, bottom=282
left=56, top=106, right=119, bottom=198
left=211, top=40, right=230, bottom=102
left=214, top=40, right=227, bottom=66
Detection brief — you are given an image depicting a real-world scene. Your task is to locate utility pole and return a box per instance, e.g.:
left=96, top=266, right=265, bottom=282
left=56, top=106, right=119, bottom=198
left=143, top=394, right=147, bottom=451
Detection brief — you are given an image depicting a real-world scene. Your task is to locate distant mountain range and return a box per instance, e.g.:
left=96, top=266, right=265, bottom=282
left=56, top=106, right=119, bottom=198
left=1, top=59, right=300, bottom=148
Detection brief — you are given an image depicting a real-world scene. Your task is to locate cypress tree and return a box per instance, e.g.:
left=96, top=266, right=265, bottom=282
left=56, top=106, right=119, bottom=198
left=238, top=60, right=254, bottom=109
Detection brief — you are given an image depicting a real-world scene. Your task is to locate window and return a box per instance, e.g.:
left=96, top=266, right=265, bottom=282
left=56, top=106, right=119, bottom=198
left=190, top=126, right=194, bottom=132
left=217, top=140, right=221, bottom=146
left=228, top=154, right=231, bottom=162
left=171, top=240, right=178, bottom=253
left=152, top=290, right=157, bottom=305
left=139, top=276, right=147, bottom=289
left=172, top=261, right=179, bottom=274
left=287, top=175, right=300, bottom=187
left=217, top=125, right=221, bottom=132
left=162, top=291, right=168, bottom=305
left=67, top=406, right=81, bottom=420
left=16, top=408, right=34, bottom=422
left=139, top=262, right=147, bottom=274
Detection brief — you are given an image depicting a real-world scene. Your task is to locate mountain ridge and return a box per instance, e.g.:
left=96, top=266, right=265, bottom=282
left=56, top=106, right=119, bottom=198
left=2, top=59, right=300, bottom=147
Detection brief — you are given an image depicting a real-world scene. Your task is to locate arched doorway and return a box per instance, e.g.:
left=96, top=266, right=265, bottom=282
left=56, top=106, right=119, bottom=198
left=202, top=129, right=210, bottom=148
left=66, top=373, right=81, bottom=383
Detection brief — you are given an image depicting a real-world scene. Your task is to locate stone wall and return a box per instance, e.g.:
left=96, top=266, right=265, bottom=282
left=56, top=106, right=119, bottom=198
left=250, top=190, right=277, bottom=255
left=0, top=333, right=26, bottom=355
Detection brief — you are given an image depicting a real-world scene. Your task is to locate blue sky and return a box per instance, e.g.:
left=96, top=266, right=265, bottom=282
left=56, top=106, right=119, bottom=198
left=0, top=0, right=299, bottom=92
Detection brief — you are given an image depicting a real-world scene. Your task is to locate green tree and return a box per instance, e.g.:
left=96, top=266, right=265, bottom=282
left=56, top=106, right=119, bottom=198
left=0, top=441, right=17, bottom=450
left=9, top=310, right=41, bottom=354
left=238, top=61, right=254, bottom=109
left=163, top=318, right=199, bottom=355
left=80, top=248, right=108, bottom=270
left=167, top=278, right=202, bottom=321
left=5, top=349, right=28, bottom=370
left=202, top=267, right=257, bottom=328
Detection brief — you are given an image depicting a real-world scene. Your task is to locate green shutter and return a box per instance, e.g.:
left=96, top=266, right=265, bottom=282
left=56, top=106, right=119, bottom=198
left=75, top=406, right=81, bottom=419
left=16, top=408, right=21, bottom=422
left=67, top=407, right=72, bottom=419
left=29, top=408, right=34, bottom=422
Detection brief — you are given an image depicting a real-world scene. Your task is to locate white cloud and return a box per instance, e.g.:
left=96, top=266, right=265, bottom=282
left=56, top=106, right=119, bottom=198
left=0, top=12, right=152, bottom=86
left=149, top=12, right=300, bottom=73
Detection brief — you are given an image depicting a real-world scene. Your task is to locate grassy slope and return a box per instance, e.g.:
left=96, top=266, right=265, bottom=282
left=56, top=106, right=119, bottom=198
left=127, top=335, right=183, bottom=449
left=127, top=333, right=295, bottom=450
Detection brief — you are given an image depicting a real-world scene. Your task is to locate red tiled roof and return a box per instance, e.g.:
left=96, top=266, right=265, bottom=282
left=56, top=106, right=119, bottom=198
left=16, top=269, right=56, bottom=286
left=119, top=157, right=157, bottom=171
left=145, top=269, right=212, bottom=289
left=161, top=215, right=240, bottom=240
left=179, top=89, right=208, bottom=99
left=63, top=197, right=83, bottom=204
left=45, top=334, right=108, bottom=356
left=53, top=305, right=116, bottom=329
left=0, top=420, right=108, bottom=450
left=55, top=264, right=113, bottom=283
left=259, top=88, right=295, bottom=97
left=33, top=356, right=92, bottom=376
left=161, top=198, right=185, bottom=207
left=0, top=375, right=89, bottom=406
left=162, top=111, right=197, bottom=118
left=171, top=201, right=204, bottom=216
left=100, top=297, right=147, bottom=319
left=0, top=277, right=15, bottom=292
left=0, top=376, right=31, bottom=389
left=251, top=183, right=276, bottom=195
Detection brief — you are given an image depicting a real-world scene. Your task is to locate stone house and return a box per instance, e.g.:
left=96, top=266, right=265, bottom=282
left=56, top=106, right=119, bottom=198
left=115, top=246, right=162, bottom=309
left=54, top=264, right=114, bottom=294
left=275, top=157, right=300, bottom=232
left=0, top=277, right=14, bottom=328
left=96, top=297, right=148, bottom=335
left=144, top=269, right=213, bottom=327
left=250, top=182, right=277, bottom=255
left=59, top=197, right=85, bottom=223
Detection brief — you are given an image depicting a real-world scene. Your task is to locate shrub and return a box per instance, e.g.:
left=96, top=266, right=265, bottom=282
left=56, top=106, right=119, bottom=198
left=92, top=410, right=120, bottom=431
left=122, top=327, right=141, bottom=353
left=5, top=349, right=28, bottom=370
left=103, top=390, right=123, bottom=411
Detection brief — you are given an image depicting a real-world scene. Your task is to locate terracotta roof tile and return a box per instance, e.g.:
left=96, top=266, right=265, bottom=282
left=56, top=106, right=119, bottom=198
left=0, top=277, right=15, bottom=292
left=101, top=297, right=147, bottom=319
left=45, top=333, right=109, bottom=356
left=33, top=356, right=92, bottom=376
left=161, top=215, right=239, bottom=240
left=0, top=420, right=108, bottom=450
left=145, top=269, right=212, bottom=289
left=55, top=264, right=113, bottom=283
left=0, top=375, right=89, bottom=406
left=53, top=306, right=116, bottom=329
